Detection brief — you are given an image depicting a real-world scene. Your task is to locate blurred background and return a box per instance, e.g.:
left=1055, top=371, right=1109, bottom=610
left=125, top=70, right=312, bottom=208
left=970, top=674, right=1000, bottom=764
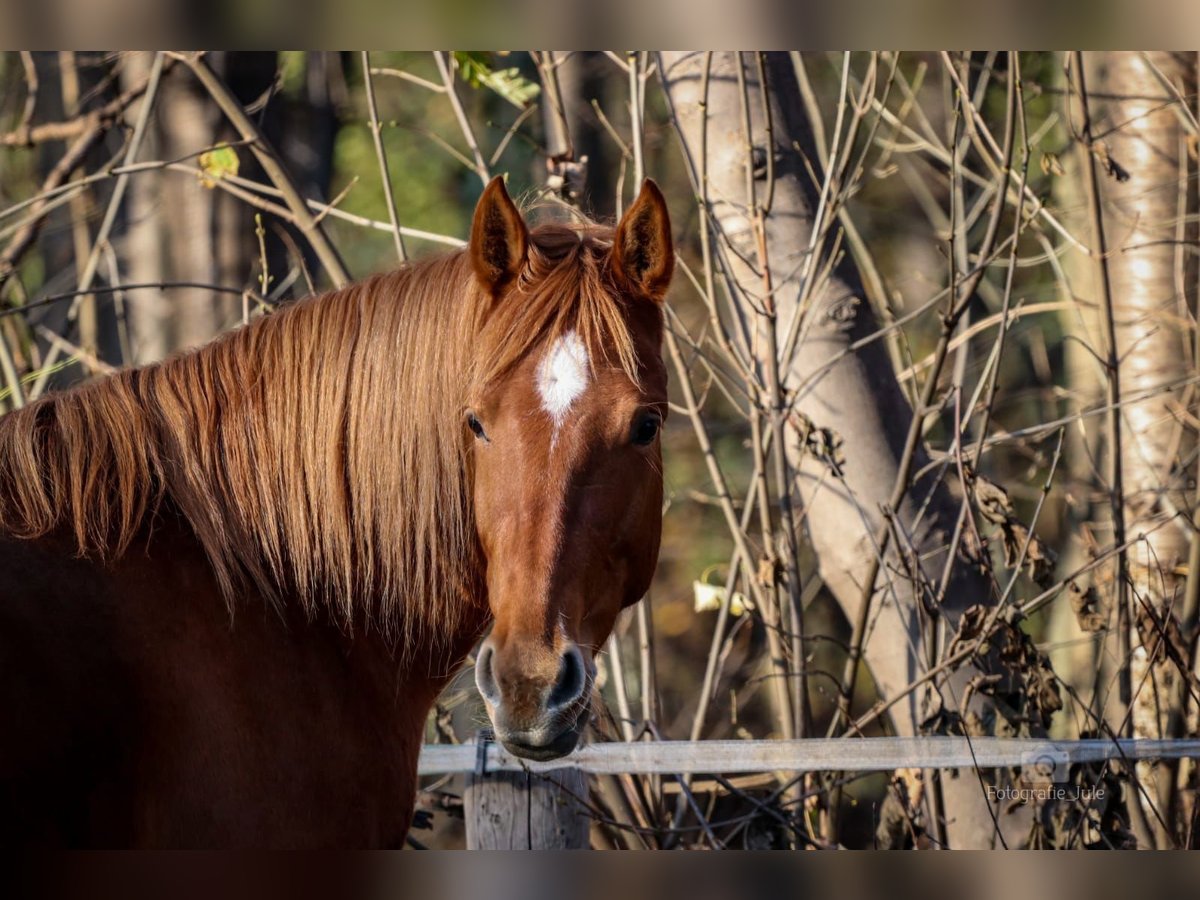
left=1, top=51, right=1197, bottom=848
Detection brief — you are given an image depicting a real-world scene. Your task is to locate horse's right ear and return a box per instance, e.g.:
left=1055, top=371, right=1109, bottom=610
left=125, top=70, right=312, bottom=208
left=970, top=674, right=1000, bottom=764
left=470, top=175, right=528, bottom=294
left=611, top=179, right=673, bottom=302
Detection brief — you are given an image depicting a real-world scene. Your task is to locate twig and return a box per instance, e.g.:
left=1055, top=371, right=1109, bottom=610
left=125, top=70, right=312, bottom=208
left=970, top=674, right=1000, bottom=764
left=17, top=52, right=38, bottom=134
left=0, top=124, right=110, bottom=293
left=361, top=52, right=407, bottom=264
left=27, top=52, right=166, bottom=400
left=175, top=52, right=350, bottom=288
left=58, top=51, right=98, bottom=356
left=830, top=55, right=1018, bottom=738
left=1071, top=51, right=1132, bottom=736
left=1, top=282, right=270, bottom=321
left=0, top=54, right=171, bottom=148
left=34, top=323, right=115, bottom=376
left=432, top=52, right=490, bottom=187
left=369, top=66, right=446, bottom=93
left=628, top=51, right=645, bottom=184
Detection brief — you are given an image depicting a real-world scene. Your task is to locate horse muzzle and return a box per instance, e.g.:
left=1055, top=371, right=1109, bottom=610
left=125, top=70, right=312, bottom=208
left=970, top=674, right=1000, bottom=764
left=474, top=639, right=591, bottom=760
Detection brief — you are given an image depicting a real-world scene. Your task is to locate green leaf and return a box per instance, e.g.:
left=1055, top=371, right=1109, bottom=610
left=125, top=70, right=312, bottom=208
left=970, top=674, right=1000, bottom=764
left=197, top=144, right=240, bottom=189
left=278, top=51, right=307, bottom=96
left=452, top=52, right=540, bottom=109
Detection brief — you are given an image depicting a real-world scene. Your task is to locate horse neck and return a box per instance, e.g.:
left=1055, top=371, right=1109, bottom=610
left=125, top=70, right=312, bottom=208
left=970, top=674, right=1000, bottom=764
left=162, top=266, right=486, bottom=641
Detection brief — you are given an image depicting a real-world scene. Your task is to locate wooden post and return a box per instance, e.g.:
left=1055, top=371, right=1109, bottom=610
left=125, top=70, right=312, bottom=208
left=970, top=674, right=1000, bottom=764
left=465, top=766, right=589, bottom=849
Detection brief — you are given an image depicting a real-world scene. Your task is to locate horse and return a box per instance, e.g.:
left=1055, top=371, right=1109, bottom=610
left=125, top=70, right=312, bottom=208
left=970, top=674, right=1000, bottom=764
left=0, top=177, right=673, bottom=847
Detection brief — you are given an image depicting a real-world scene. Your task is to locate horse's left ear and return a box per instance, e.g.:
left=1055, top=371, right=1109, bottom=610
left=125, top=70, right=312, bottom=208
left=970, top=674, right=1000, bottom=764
left=470, top=175, right=529, bottom=294
left=611, top=179, right=673, bottom=302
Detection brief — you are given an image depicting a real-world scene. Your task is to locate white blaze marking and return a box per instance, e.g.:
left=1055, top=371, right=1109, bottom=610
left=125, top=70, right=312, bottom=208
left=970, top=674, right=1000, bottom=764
left=536, top=331, right=589, bottom=431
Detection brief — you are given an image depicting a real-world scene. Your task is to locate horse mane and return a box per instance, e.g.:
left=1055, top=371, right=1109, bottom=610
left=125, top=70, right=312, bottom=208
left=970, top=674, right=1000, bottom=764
left=0, top=220, right=643, bottom=646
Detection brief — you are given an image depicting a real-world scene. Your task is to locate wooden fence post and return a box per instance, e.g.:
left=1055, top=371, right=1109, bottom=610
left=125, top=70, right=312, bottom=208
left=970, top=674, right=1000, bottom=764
left=464, top=762, right=589, bottom=849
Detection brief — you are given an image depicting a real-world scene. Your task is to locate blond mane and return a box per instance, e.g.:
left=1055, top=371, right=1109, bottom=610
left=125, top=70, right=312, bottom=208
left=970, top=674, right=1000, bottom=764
left=0, top=222, right=642, bottom=646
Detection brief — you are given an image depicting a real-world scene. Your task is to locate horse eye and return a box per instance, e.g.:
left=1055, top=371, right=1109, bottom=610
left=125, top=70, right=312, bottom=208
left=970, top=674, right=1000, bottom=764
left=632, top=413, right=661, bottom=446
left=466, top=413, right=488, bottom=441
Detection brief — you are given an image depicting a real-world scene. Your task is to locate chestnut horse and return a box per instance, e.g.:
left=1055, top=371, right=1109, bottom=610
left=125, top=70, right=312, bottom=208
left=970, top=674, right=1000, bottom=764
left=0, top=178, right=672, bottom=847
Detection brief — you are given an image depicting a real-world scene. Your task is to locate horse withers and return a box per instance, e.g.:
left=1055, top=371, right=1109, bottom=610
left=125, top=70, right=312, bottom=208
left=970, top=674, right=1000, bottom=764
left=0, top=177, right=672, bottom=847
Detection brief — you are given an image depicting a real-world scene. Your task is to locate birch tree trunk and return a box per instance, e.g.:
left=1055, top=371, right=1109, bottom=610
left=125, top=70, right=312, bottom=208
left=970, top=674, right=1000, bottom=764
left=659, top=51, right=1045, bottom=848
left=119, top=52, right=170, bottom=364
left=1079, top=50, right=1198, bottom=848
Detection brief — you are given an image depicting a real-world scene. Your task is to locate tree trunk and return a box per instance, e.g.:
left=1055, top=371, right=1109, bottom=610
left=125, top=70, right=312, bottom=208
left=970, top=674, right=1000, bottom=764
left=1079, top=50, right=1198, bottom=848
left=118, top=53, right=169, bottom=365
left=660, top=51, right=1043, bottom=848
left=555, top=52, right=620, bottom=219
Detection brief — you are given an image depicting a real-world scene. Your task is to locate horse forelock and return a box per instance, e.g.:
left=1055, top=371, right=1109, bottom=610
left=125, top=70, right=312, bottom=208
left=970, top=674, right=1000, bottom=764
left=0, top=217, right=655, bottom=652
left=472, top=222, right=644, bottom=391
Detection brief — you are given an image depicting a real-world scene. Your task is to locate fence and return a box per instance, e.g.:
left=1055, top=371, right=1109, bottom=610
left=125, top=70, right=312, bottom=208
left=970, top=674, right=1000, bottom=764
left=419, top=736, right=1200, bottom=848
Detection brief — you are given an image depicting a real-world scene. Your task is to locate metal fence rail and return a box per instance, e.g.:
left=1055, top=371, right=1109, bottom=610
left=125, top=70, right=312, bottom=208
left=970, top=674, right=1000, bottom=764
left=418, top=736, right=1200, bottom=777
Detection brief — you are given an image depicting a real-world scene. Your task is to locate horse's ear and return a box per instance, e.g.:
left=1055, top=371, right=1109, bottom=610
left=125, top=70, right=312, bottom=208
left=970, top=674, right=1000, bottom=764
left=611, top=179, right=673, bottom=302
left=470, top=175, right=528, bottom=294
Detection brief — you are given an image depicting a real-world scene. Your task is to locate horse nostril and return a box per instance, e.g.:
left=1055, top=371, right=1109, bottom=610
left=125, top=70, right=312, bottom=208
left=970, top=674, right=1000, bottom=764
left=546, top=645, right=587, bottom=712
left=474, top=642, right=501, bottom=705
